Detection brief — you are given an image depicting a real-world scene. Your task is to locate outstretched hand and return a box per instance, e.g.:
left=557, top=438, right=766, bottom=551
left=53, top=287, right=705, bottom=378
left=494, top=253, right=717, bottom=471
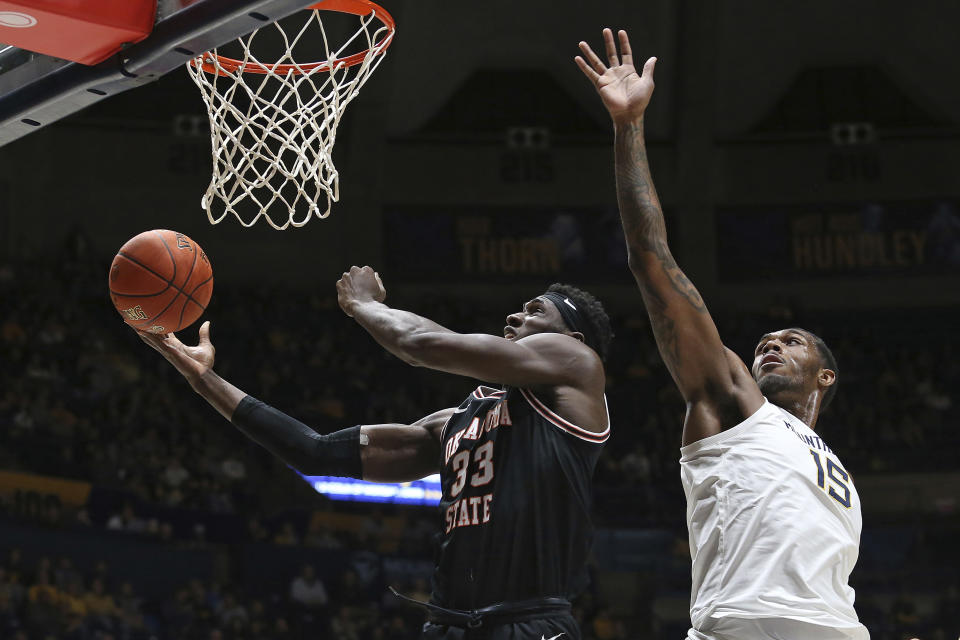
left=576, top=28, right=656, bottom=123
left=337, top=266, right=386, bottom=317
left=137, top=320, right=215, bottom=385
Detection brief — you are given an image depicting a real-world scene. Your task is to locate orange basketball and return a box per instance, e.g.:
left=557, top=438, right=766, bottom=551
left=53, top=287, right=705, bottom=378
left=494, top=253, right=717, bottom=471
left=109, top=230, right=213, bottom=334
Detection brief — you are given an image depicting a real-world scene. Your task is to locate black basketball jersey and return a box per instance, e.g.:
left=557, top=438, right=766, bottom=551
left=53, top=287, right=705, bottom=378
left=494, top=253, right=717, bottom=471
left=431, top=385, right=609, bottom=610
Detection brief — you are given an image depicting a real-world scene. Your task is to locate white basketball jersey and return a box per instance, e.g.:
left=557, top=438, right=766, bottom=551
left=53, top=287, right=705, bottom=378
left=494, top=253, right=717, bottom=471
left=680, top=400, right=870, bottom=640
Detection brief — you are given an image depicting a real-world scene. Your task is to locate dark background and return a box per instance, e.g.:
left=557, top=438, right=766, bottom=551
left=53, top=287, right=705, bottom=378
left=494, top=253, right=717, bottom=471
left=0, top=1, right=958, bottom=639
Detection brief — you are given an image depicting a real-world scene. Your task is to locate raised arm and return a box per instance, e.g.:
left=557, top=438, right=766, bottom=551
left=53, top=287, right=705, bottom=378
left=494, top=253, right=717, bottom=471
left=136, top=323, right=451, bottom=482
left=335, top=266, right=602, bottom=390
left=576, top=29, right=762, bottom=444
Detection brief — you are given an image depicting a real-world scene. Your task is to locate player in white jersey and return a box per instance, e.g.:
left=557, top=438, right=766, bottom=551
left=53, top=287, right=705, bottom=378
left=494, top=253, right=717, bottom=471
left=576, top=29, right=869, bottom=640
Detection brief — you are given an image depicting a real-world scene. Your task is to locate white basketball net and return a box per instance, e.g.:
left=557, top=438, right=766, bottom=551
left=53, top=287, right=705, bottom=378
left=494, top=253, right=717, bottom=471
left=186, top=8, right=392, bottom=230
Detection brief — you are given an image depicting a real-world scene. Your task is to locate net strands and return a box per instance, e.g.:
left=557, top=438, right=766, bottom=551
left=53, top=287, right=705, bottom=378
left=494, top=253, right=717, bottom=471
left=187, top=8, right=391, bottom=230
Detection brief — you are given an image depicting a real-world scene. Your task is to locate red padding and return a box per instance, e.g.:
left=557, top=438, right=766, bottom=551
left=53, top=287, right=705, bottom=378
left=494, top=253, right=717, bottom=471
left=0, top=0, right=157, bottom=65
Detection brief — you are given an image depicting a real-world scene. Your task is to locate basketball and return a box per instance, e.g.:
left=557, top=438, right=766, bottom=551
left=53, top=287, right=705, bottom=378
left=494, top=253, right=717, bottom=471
left=109, top=230, right=214, bottom=334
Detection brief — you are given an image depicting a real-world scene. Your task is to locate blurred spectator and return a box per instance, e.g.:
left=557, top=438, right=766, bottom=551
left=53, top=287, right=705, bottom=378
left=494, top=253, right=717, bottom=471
left=272, top=616, right=293, bottom=639
left=27, top=564, right=60, bottom=605
left=60, top=580, right=88, bottom=619
left=84, top=577, right=121, bottom=629
left=304, top=524, right=343, bottom=550
left=290, top=564, right=329, bottom=610
left=218, top=592, right=249, bottom=626
left=54, top=556, right=84, bottom=592
left=26, top=584, right=64, bottom=637
left=330, top=604, right=362, bottom=640
left=273, top=521, right=300, bottom=546
left=0, top=565, right=26, bottom=609
left=106, top=502, right=146, bottom=534
left=221, top=455, right=247, bottom=481
left=247, top=517, right=270, bottom=542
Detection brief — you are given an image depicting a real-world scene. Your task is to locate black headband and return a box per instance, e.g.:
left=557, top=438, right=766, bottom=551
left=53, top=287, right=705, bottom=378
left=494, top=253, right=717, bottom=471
left=540, top=292, right=596, bottom=352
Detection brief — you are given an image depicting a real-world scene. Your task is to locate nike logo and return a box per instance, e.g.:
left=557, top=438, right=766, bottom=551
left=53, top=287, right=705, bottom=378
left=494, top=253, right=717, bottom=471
left=452, top=406, right=468, bottom=413
left=541, top=634, right=564, bottom=640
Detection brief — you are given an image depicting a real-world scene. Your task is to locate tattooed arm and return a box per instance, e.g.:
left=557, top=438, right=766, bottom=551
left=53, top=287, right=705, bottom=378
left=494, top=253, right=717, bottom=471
left=576, top=29, right=763, bottom=445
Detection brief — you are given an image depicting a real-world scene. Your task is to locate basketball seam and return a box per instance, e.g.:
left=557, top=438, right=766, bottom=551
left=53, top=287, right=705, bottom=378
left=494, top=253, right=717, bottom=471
left=167, top=237, right=210, bottom=309
left=178, top=291, right=210, bottom=329
left=175, top=247, right=199, bottom=329
left=180, top=239, right=199, bottom=290
left=135, top=290, right=185, bottom=331
left=116, top=251, right=177, bottom=290
left=155, top=229, right=178, bottom=284
left=110, top=254, right=169, bottom=297
left=187, top=275, right=213, bottom=310
left=176, top=296, right=190, bottom=330
left=110, top=288, right=169, bottom=298
left=115, top=250, right=210, bottom=310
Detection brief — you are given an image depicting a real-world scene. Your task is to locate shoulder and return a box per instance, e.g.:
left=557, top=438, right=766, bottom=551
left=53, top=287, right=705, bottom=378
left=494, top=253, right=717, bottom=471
left=516, top=332, right=604, bottom=379
left=515, top=332, right=600, bottom=361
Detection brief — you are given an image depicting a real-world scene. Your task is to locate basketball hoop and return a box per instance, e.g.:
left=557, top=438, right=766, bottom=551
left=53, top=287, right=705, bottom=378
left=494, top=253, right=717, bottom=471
left=186, top=0, right=395, bottom=230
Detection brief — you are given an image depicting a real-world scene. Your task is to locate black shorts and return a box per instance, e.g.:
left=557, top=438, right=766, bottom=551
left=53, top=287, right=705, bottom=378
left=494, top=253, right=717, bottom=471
left=421, top=613, right=580, bottom=640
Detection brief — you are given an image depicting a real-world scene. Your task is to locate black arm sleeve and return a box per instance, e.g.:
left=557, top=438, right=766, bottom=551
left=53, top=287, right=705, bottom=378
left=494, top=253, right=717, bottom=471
left=230, top=395, right=363, bottom=478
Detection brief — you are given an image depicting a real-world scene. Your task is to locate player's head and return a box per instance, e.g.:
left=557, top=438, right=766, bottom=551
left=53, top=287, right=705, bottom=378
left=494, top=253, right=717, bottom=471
left=751, top=328, right=838, bottom=411
left=504, top=283, right=613, bottom=362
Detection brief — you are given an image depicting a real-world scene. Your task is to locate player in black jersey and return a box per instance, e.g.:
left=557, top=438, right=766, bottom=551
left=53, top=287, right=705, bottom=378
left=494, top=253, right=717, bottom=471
left=136, top=265, right=613, bottom=640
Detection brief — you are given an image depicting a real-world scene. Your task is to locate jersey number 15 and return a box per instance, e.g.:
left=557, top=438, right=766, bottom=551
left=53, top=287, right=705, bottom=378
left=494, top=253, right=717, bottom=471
left=809, top=450, right=852, bottom=509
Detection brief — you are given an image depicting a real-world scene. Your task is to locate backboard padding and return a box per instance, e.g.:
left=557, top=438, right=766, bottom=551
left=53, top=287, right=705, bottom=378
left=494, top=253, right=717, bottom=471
left=0, top=0, right=322, bottom=145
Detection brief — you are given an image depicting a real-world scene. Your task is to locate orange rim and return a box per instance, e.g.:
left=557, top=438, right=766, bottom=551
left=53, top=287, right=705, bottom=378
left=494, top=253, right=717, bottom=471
left=192, top=0, right=395, bottom=76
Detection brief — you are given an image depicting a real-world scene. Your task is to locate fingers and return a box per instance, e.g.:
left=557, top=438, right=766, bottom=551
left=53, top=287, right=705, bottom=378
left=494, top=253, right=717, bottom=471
left=135, top=329, right=178, bottom=359
left=578, top=29, right=640, bottom=79
left=198, top=321, right=212, bottom=347
left=577, top=40, right=606, bottom=76
left=135, top=328, right=163, bottom=351
left=341, top=265, right=360, bottom=283
left=343, top=265, right=376, bottom=277
left=374, top=272, right=386, bottom=301
left=618, top=30, right=633, bottom=66
left=134, top=325, right=187, bottom=352
left=574, top=55, right=599, bottom=83
left=603, top=27, right=619, bottom=67
left=160, top=331, right=185, bottom=350
left=642, top=56, right=657, bottom=81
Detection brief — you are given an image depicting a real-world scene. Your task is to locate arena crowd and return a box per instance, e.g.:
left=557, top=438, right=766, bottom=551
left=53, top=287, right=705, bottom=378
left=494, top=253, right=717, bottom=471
left=0, top=239, right=957, bottom=639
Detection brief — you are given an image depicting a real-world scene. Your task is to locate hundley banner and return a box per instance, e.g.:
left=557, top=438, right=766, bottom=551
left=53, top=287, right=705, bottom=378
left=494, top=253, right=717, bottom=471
left=383, top=206, right=634, bottom=282
left=716, top=201, right=960, bottom=281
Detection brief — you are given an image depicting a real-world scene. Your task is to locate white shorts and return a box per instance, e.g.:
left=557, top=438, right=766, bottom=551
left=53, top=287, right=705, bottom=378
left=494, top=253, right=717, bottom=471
left=687, top=618, right=870, bottom=640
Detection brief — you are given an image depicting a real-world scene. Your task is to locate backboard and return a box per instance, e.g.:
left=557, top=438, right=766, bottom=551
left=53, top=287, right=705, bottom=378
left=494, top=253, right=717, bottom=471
left=0, top=0, right=323, bottom=146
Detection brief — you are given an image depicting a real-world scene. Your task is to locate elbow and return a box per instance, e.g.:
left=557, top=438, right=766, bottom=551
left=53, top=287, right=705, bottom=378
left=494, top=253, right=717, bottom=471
left=278, top=449, right=323, bottom=475
left=395, top=333, right=433, bottom=367
left=627, top=251, right=655, bottom=278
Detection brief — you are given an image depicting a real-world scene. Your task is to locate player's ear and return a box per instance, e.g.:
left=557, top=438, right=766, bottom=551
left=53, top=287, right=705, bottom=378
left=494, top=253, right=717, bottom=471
left=568, top=331, right=585, bottom=344
left=817, top=367, right=836, bottom=390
